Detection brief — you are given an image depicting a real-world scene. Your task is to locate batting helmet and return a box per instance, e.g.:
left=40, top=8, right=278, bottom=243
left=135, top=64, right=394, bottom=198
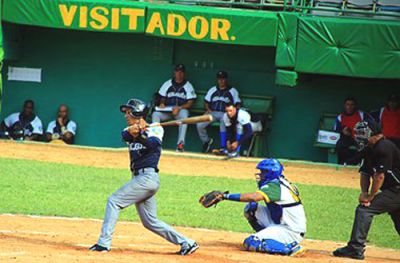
left=119, top=98, right=148, bottom=118
left=255, top=158, right=283, bottom=188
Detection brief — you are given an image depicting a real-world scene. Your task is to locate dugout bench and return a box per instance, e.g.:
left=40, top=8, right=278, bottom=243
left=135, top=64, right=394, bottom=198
left=313, top=113, right=338, bottom=163
left=191, top=91, right=275, bottom=157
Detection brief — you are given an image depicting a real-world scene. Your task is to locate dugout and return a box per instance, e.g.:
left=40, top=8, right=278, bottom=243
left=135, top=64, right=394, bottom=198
left=0, top=0, right=399, bottom=162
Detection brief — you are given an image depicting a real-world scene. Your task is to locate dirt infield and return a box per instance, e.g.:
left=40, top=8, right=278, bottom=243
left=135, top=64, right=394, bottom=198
left=2, top=140, right=399, bottom=262
left=0, top=140, right=359, bottom=188
left=1, top=214, right=399, bottom=263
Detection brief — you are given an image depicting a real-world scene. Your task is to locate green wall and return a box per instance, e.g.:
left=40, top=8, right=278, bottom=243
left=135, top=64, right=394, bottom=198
left=2, top=23, right=399, bottom=162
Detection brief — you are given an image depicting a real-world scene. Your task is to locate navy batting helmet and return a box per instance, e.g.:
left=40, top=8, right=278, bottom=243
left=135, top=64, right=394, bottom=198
left=120, top=98, right=148, bottom=118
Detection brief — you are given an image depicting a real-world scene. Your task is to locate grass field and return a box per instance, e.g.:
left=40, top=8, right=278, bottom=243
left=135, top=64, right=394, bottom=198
left=1, top=157, right=398, bottom=250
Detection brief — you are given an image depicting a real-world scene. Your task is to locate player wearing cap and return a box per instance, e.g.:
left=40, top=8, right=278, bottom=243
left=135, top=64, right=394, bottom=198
left=90, top=99, right=198, bottom=255
left=152, top=64, right=196, bottom=152
left=333, top=121, right=400, bottom=260
left=196, top=70, right=241, bottom=153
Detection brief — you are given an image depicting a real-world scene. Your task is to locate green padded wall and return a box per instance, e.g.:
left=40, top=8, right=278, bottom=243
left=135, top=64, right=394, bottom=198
left=296, top=16, right=400, bottom=79
left=2, top=23, right=400, bottom=161
left=275, top=12, right=298, bottom=68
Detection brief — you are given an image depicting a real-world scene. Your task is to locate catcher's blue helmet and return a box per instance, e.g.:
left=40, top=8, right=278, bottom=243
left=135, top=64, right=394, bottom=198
left=256, top=159, right=283, bottom=188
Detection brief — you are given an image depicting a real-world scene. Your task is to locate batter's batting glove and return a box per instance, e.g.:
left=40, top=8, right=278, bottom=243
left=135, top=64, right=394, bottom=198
left=199, top=190, right=229, bottom=208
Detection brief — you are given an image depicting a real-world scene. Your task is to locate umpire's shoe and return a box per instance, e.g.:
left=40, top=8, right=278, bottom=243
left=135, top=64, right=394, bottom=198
left=179, top=242, right=199, bottom=256
left=89, top=244, right=110, bottom=252
left=333, top=246, right=365, bottom=260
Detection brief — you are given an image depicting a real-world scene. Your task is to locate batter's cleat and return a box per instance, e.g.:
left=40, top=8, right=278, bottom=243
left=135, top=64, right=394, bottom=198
left=176, top=142, right=185, bottom=152
left=202, top=139, right=214, bottom=153
left=289, top=245, right=306, bottom=257
left=179, top=242, right=199, bottom=256
left=89, top=244, right=110, bottom=252
left=333, top=246, right=365, bottom=260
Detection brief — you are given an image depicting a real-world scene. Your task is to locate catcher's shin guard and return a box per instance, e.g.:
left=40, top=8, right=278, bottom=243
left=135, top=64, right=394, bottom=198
left=244, top=202, right=264, bottom=232
left=243, top=236, right=263, bottom=252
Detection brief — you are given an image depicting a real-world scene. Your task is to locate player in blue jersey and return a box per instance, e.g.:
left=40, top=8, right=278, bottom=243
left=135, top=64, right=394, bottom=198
left=197, top=70, right=241, bottom=153
left=90, top=98, right=198, bottom=255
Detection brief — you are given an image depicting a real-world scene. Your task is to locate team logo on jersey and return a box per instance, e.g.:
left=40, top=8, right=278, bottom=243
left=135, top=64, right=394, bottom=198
left=167, top=92, right=187, bottom=99
left=129, top=143, right=146, bottom=151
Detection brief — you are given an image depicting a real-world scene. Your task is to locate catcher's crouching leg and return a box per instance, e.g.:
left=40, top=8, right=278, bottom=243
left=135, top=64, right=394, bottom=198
left=244, top=202, right=264, bottom=232
left=243, top=235, right=300, bottom=256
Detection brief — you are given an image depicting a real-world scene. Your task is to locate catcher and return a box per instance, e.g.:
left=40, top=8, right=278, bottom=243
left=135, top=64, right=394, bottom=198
left=199, top=159, right=306, bottom=256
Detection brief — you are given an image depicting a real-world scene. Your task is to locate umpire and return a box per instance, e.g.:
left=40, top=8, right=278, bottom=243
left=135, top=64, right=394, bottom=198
left=333, top=121, right=400, bottom=260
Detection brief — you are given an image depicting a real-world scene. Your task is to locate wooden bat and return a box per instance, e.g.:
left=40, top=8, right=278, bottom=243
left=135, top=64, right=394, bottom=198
left=150, top=114, right=213, bottom=127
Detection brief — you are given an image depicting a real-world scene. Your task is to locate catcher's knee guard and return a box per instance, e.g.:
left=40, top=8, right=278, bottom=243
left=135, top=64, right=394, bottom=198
left=243, top=235, right=263, bottom=252
left=244, top=202, right=264, bottom=232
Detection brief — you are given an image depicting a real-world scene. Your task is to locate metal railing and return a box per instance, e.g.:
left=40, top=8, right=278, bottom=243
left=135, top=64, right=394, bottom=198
left=148, top=0, right=400, bottom=19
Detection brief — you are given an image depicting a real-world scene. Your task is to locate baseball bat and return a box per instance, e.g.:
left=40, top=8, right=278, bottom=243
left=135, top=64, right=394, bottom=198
left=150, top=114, right=213, bottom=127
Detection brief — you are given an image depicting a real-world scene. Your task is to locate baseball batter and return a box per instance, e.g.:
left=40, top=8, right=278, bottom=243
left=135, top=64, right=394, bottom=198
left=90, top=98, right=198, bottom=255
left=200, top=159, right=306, bottom=256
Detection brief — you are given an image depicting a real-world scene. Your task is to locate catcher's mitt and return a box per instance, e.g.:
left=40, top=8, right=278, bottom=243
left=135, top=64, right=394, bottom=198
left=199, top=190, right=228, bottom=208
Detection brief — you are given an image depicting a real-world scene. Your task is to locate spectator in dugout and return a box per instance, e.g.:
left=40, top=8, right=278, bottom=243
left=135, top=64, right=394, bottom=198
left=196, top=70, right=241, bottom=153
left=217, top=103, right=262, bottom=158
left=334, top=97, right=366, bottom=165
left=46, top=105, right=77, bottom=144
left=0, top=99, right=43, bottom=141
left=152, top=64, right=196, bottom=152
left=377, top=95, right=400, bottom=148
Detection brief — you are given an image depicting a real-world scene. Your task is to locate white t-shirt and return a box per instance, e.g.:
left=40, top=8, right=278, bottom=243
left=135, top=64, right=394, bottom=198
left=46, top=120, right=77, bottom=135
left=4, top=112, right=43, bottom=136
left=223, top=109, right=251, bottom=127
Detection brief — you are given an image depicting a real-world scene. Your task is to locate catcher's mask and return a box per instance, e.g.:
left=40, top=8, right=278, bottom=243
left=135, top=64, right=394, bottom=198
left=255, top=158, right=283, bottom=188
left=354, top=121, right=373, bottom=151
left=120, top=99, right=148, bottom=119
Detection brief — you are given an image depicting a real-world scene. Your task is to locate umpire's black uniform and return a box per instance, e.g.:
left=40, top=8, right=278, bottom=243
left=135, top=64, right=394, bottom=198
left=348, top=138, right=400, bottom=252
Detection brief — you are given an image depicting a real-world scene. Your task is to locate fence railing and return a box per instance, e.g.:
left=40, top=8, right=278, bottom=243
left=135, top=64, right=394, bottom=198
left=151, top=0, right=400, bottom=19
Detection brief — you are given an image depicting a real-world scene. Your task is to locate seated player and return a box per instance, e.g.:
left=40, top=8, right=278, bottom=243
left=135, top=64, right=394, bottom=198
left=377, top=94, right=400, bottom=148
left=0, top=99, right=43, bottom=141
left=197, top=70, right=241, bottom=153
left=218, top=103, right=262, bottom=158
left=334, top=97, right=366, bottom=165
left=152, top=64, right=196, bottom=152
left=201, top=159, right=306, bottom=256
left=46, top=105, right=77, bottom=144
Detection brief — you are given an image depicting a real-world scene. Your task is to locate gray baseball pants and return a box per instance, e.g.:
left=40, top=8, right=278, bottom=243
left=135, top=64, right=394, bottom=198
left=196, top=111, right=226, bottom=144
left=152, top=109, right=189, bottom=144
left=97, top=168, right=194, bottom=249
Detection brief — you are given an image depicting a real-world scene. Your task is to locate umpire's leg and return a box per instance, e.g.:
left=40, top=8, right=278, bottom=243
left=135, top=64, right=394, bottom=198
left=390, top=209, right=400, bottom=235
left=348, top=187, right=400, bottom=251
